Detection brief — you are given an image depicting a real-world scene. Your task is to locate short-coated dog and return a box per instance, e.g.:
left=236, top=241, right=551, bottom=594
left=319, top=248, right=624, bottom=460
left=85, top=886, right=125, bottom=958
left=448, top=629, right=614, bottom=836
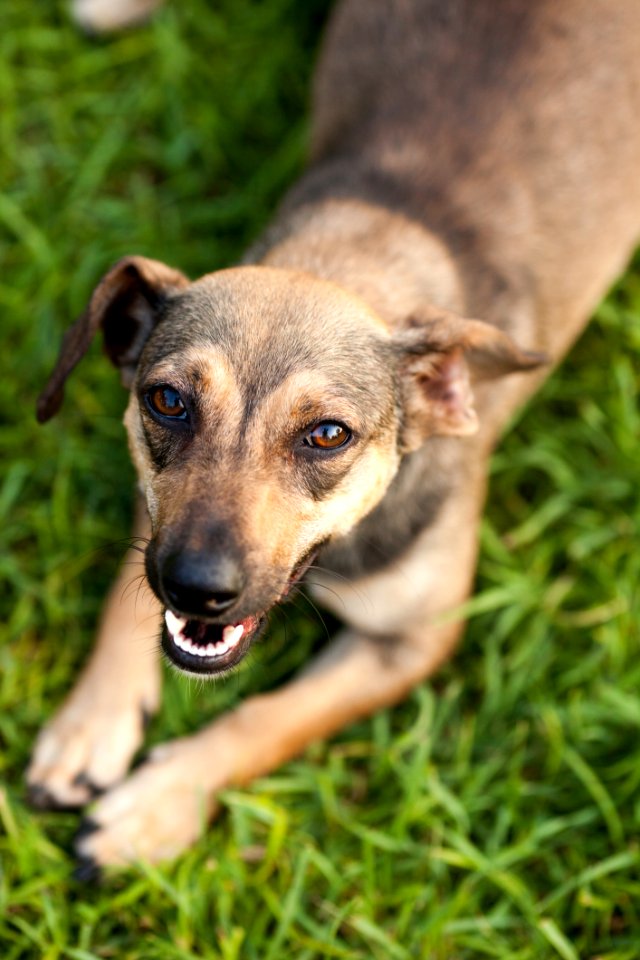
left=30, top=0, right=640, bottom=870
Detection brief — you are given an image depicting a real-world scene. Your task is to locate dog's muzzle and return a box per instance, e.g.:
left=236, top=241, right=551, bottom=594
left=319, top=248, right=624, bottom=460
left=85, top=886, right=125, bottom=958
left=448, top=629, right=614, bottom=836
left=152, top=543, right=323, bottom=677
left=151, top=546, right=260, bottom=676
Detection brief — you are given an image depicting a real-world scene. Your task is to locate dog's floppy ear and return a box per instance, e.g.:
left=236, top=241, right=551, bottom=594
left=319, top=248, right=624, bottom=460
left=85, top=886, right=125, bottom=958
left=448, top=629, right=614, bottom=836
left=36, top=256, right=189, bottom=423
left=394, top=308, right=547, bottom=452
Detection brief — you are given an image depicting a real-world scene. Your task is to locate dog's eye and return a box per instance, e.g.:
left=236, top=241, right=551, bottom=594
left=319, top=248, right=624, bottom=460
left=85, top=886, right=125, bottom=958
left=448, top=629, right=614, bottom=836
left=146, top=385, right=188, bottom=420
left=303, top=422, right=351, bottom=450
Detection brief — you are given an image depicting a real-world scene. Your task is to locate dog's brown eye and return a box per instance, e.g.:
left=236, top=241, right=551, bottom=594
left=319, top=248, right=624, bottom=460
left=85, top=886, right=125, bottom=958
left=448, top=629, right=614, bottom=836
left=304, top=422, right=350, bottom=450
left=147, top=385, right=187, bottom=420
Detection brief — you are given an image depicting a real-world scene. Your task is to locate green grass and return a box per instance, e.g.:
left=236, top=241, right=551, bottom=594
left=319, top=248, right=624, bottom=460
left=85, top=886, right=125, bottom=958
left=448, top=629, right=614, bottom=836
left=1, top=1, right=640, bottom=956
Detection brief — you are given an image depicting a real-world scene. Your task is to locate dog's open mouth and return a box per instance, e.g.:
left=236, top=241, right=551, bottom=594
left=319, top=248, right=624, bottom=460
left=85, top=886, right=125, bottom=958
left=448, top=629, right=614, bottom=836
left=162, top=610, right=263, bottom=676
left=159, top=544, right=323, bottom=677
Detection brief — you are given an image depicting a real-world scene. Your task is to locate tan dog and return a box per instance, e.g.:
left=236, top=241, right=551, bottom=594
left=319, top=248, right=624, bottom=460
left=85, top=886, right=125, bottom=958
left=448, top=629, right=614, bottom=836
left=30, top=0, right=640, bottom=873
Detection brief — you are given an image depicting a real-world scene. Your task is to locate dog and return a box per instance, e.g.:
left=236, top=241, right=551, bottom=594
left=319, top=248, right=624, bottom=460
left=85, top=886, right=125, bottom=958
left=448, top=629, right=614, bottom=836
left=29, top=0, right=640, bottom=872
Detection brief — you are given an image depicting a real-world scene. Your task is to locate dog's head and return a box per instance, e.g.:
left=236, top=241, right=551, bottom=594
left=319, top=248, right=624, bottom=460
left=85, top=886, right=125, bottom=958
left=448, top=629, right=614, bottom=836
left=38, top=256, right=542, bottom=675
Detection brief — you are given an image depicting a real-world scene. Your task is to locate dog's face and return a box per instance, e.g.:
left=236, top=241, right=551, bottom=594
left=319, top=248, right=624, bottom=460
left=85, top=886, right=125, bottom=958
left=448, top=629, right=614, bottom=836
left=126, top=266, right=400, bottom=674
left=38, top=256, right=542, bottom=676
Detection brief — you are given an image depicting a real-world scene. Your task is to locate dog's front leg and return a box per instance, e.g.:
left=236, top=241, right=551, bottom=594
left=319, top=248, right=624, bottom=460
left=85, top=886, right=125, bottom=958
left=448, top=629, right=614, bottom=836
left=28, top=496, right=162, bottom=808
left=73, top=617, right=464, bottom=871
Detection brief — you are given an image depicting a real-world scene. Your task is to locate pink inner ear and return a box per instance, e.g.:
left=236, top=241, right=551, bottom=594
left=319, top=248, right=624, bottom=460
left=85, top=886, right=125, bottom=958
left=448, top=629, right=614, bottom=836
left=419, top=348, right=477, bottom=435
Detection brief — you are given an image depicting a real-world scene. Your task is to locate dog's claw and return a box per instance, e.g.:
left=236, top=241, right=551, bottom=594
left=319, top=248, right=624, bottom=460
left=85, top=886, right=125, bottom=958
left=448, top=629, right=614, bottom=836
left=26, top=782, right=84, bottom=813
left=72, top=773, right=104, bottom=799
left=26, top=782, right=55, bottom=810
left=73, top=854, right=102, bottom=884
left=75, top=817, right=101, bottom=842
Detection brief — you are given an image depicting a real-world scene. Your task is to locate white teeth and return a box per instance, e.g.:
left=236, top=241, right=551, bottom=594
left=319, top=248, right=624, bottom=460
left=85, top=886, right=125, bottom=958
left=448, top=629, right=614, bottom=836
left=164, top=610, right=246, bottom=659
left=222, top=624, right=245, bottom=648
left=173, top=633, right=209, bottom=658
left=165, top=609, right=188, bottom=639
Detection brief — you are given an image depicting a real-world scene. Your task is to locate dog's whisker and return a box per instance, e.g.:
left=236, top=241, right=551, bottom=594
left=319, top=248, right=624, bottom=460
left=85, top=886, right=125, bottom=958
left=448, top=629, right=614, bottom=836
left=133, top=577, right=156, bottom=617
left=288, top=591, right=333, bottom=646
left=306, top=563, right=357, bottom=588
left=127, top=543, right=148, bottom=556
left=138, top=634, right=163, bottom=660
left=302, top=580, right=349, bottom=616
left=133, top=611, right=162, bottom=633
left=119, top=572, right=148, bottom=605
left=305, top=566, right=373, bottom=615
left=43, top=537, right=146, bottom=580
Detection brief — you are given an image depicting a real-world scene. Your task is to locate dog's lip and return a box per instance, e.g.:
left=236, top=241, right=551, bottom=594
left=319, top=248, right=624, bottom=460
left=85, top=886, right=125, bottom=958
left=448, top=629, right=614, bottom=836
left=162, top=610, right=262, bottom=676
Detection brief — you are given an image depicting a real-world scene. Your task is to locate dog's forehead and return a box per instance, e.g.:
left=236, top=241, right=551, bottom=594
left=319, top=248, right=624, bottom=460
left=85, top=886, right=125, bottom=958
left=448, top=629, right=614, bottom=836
left=142, top=266, right=394, bottom=407
left=177, top=265, right=386, bottom=344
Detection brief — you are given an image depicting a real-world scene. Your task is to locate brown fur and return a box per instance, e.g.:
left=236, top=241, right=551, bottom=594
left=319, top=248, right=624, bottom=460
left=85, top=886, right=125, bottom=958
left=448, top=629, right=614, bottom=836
left=29, top=0, right=640, bottom=868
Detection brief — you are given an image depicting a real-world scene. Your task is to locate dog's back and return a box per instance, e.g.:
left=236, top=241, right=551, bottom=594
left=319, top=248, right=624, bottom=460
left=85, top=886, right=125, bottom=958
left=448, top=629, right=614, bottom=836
left=297, top=0, right=640, bottom=359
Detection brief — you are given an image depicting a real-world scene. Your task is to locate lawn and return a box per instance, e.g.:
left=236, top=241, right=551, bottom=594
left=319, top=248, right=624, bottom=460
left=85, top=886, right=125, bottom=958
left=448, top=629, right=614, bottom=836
left=1, top=1, right=639, bottom=957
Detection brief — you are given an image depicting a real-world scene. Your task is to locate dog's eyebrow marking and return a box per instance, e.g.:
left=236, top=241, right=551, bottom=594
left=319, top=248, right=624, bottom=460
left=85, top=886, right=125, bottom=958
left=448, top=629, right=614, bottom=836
left=144, top=345, right=237, bottom=393
left=144, top=345, right=246, bottom=447
left=244, top=367, right=367, bottom=439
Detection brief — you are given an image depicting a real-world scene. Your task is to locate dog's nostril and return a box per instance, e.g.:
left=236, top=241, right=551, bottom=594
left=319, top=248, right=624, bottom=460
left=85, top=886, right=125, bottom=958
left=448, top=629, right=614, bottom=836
left=164, top=581, right=240, bottom=615
left=161, top=552, right=246, bottom=617
left=202, top=589, right=240, bottom=614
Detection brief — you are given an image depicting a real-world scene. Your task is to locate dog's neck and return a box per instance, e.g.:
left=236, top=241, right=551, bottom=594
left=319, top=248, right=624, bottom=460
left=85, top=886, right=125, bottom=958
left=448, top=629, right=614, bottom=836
left=247, top=198, right=465, bottom=328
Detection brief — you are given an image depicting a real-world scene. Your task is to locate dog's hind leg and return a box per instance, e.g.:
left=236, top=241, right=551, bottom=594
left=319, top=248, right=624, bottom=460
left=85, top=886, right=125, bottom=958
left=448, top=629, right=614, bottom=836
left=27, top=496, right=162, bottom=809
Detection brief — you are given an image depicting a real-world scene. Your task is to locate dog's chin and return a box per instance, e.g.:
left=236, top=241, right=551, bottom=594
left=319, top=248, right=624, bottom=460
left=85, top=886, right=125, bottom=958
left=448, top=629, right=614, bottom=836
left=161, top=611, right=265, bottom=677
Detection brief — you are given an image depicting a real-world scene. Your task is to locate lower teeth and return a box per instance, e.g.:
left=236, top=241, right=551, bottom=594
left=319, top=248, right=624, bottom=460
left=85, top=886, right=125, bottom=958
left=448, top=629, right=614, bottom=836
left=164, top=611, right=245, bottom=658
left=174, top=634, right=227, bottom=658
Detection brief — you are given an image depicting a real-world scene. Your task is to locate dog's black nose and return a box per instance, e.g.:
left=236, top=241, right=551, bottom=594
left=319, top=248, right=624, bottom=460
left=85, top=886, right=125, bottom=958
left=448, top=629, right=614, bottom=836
left=161, top=551, right=246, bottom=617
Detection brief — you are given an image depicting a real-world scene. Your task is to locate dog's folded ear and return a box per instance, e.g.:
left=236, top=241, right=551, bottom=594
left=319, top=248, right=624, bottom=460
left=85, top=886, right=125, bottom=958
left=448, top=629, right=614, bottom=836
left=393, top=308, right=547, bottom=452
left=37, top=256, right=189, bottom=423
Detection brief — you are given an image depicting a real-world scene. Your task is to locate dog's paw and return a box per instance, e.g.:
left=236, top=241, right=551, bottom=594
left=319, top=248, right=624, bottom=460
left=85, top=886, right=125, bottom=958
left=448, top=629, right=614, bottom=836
left=74, top=738, right=218, bottom=867
left=27, top=672, right=160, bottom=809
